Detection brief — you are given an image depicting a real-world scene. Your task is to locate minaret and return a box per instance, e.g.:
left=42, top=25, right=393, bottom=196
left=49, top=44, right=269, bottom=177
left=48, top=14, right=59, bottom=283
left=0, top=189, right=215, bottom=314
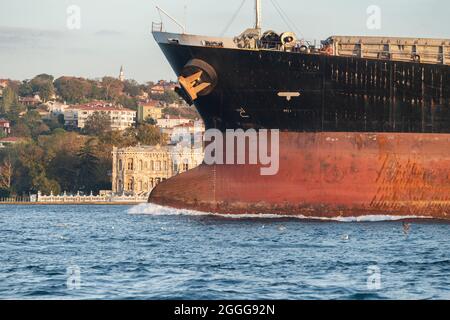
left=119, top=65, right=125, bottom=82
left=255, top=0, right=261, bottom=30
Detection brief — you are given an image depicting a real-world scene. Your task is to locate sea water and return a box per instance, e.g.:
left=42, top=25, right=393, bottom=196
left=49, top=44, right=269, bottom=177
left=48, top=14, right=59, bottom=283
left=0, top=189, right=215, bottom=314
left=0, top=204, right=449, bottom=299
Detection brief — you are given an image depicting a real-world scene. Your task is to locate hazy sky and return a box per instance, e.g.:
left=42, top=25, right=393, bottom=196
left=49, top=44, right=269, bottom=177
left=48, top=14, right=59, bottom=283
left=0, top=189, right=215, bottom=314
left=0, top=0, right=448, bottom=83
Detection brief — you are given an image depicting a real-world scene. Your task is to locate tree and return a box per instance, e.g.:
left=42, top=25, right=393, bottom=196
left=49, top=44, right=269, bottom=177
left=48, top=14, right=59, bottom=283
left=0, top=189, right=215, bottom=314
left=76, top=139, right=100, bottom=193
left=32, top=173, right=61, bottom=195
left=99, top=128, right=136, bottom=148
left=123, top=79, right=141, bottom=97
left=84, top=112, right=111, bottom=136
left=117, top=95, right=138, bottom=111
left=30, top=74, right=55, bottom=102
left=6, top=100, right=26, bottom=124
left=0, top=158, right=13, bottom=190
left=144, top=117, right=157, bottom=125
left=88, top=80, right=105, bottom=100
left=10, top=111, right=50, bottom=139
left=12, top=142, right=60, bottom=195
left=54, top=76, right=91, bottom=103
left=47, top=152, right=79, bottom=193
left=0, top=87, right=18, bottom=114
left=18, top=81, right=33, bottom=97
left=155, top=89, right=180, bottom=104
left=134, top=124, right=165, bottom=146
left=102, top=77, right=124, bottom=101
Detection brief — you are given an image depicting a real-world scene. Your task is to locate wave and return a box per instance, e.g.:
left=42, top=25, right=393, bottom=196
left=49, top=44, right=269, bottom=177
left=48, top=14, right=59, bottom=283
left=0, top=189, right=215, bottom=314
left=128, top=203, right=430, bottom=222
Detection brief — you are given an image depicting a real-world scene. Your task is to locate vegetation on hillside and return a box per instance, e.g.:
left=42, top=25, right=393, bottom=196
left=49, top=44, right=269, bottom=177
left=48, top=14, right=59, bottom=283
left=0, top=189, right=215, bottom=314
left=0, top=74, right=182, bottom=197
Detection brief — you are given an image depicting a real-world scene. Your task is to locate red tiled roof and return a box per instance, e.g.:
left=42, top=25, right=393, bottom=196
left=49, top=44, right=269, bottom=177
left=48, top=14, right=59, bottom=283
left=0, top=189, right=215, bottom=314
left=0, top=137, right=25, bottom=143
left=173, top=122, right=196, bottom=128
left=19, top=97, right=40, bottom=102
left=140, top=100, right=160, bottom=107
left=70, top=103, right=135, bottom=112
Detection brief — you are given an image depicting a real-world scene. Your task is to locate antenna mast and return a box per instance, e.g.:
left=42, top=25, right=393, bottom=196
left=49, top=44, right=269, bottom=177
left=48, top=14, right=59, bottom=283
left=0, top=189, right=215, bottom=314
left=255, top=0, right=262, bottom=30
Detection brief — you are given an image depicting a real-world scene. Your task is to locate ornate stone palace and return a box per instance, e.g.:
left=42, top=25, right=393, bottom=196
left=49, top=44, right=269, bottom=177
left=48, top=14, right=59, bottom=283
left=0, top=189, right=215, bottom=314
left=111, top=145, right=204, bottom=195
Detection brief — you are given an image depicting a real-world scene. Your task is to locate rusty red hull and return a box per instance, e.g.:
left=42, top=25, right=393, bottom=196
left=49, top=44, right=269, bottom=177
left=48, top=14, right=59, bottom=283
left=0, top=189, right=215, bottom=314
left=149, top=132, right=450, bottom=219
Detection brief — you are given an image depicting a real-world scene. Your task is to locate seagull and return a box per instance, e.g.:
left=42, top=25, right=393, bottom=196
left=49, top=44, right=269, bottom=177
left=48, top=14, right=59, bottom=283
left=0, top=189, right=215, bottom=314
left=342, top=234, right=350, bottom=241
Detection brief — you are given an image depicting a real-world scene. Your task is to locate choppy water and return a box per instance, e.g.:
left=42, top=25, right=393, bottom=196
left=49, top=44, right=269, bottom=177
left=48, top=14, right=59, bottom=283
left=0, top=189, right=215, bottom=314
left=0, top=204, right=449, bottom=300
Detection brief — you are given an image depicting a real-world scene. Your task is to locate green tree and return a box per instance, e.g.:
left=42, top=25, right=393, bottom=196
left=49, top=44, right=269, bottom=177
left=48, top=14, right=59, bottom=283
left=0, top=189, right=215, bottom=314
left=5, top=100, right=25, bottom=124
left=76, top=139, right=100, bottom=193
left=84, top=112, right=111, bottom=136
left=154, top=90, right=180, bottom=104
left=12, top=143, right=60, bottom=195
left=47, top=152, right=79, bottom=193
left=128, top=124, right=165, bottom=146
left=102, top=77, right=124, bottom=101
left=0, top=87, right=18, bottom=114
left=32, top=173, right=61, bottom=195
left=54, top=76, right=91, bottom=103
left=123, top=79, right=141, bottom=97
left=22, top=111, right=50, bottom=139
left=18, top=81, right=33, bottom=97
left=88, top=80, right=105, bottom=100
left=144, top=117, right=157, bottom=125
left=30, top=74, right=55, bottom=102
left=117, top=95, right=138, bottom=110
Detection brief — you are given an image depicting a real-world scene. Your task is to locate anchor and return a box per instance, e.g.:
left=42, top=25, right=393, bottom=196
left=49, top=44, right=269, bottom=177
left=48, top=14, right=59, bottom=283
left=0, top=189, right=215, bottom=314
left=175, top=59, right=218, bottom=105
left=178, top=71, right=211, bottom=102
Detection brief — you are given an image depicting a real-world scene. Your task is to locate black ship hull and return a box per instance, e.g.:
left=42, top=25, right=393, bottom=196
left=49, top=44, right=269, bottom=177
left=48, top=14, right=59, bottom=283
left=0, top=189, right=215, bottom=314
left=149, top=33, right=450, bottom=219
left=159, top=42, right=449, bottom=133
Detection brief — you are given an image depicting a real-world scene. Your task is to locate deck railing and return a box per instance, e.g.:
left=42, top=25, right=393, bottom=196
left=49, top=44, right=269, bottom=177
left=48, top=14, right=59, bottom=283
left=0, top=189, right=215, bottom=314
left=253, top=40, right=450, bottom=65
left=152, top=22, right=164, bottom=33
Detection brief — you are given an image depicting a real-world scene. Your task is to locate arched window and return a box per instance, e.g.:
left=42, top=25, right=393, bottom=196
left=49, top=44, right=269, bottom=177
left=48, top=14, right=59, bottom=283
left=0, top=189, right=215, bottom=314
left=139, top=160, right=143, bottom=171
left=128, top=159, right=134, bottom=170
left=118, top=159, right=123, bottom=171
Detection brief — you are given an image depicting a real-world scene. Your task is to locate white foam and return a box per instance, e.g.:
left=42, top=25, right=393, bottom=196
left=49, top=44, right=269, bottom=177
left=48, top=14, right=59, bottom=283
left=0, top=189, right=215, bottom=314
left=128, top=203, right=430, bottom=222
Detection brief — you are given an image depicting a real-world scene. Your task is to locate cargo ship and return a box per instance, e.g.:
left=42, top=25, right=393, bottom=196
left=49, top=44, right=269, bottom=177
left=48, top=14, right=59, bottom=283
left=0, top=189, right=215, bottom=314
left=149, top=1, right=450, bottom=219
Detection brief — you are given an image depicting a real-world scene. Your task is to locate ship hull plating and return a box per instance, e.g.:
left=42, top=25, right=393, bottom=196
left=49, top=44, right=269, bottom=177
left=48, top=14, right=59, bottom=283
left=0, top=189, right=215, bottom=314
left=151, top=132, right=450, bottom=218
left=150, top=37, right=450, bottom=219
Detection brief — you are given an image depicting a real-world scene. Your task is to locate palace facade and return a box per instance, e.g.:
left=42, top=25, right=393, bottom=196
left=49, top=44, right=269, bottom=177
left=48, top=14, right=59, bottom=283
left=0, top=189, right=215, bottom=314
left=111, top=145, right=204, bottom=195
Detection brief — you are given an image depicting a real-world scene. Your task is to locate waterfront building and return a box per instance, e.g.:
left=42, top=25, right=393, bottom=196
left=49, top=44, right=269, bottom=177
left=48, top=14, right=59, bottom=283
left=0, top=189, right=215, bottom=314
left=64, top=102, right=136, bottom=131
left=111, top=144, right=204, bottom=195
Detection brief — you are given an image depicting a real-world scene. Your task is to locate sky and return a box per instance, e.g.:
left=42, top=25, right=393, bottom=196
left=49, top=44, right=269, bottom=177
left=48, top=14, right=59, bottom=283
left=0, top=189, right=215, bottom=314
left=0, top=0, right=448, bottom=83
